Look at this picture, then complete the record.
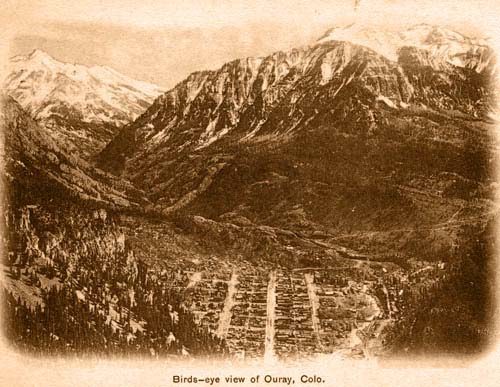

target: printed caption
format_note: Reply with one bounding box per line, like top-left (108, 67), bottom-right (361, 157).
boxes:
top-left (173, 374), bottom-right (326, 385)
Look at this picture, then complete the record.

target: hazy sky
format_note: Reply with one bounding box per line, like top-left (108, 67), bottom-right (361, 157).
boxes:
top-left (8, 22), bottom-right (330, 89)
top-left (3, 0), bottom-right (500, 89)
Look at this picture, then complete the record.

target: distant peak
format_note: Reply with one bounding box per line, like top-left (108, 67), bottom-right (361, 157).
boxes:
top-left (318, 22), bottom-right (357, 40)
top-left (315, 23), bottom-right (491, 71)
top-left (409, 22), bottom-right (433, 29)
top-left (9, 49), bottom-right (60, 68)
top-left (27, 49), bottom-right (54, 60)
top-left (317, 23), bottom-right (472, 43)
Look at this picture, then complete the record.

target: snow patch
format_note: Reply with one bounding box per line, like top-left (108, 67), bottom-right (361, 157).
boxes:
top-left (376, 95), bottom-right (397, 109)
top-left (197, 126), bottom-right (231, 150)
top-left (241, 119), bottom-right (266, 141)
top-left (196, 117), bottom-right (233, 149)
top-left (150, 127), bottom-right (171, 144)
top-left (320, 63), bottom-right (333, 85)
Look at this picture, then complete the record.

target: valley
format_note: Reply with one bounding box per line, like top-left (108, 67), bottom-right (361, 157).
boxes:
top-left (1, 21), bottom-right (497, 361)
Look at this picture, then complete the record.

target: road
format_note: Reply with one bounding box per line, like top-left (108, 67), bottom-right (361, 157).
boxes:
top-left (304, 272), bottom-right (324, 351)
top-left (264, 270), bottom-right (277, 363)
top-left (216, 271), bottom-right (238, 338)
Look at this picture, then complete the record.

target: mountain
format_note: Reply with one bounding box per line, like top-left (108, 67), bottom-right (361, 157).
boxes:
top-left (95, 24), bottom-right (497, 356)
top-left (1, 96), bottom-right (227, 359)
top-left (318, 23), bottom-right (496, 73)
top-left (3, 23), bottom-right (497, 358)
top-left (4, 49), bottom-right (163, 159)
top-left (1, 95), bottom-right (148, 210)
top-left (98, 23), bottom-right (496, 224)
top-left (97, 23), bottom-right (497, 262)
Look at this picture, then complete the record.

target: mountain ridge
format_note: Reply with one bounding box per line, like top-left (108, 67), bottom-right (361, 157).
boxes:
top-left (1, 95), bottom-right (149, 210)
top-left (4, 49), bottom-right (164, 159)
top-left (94, 23), bottom-right (496, 266)
top-left (97, 25), bottom-right (495, 186)
top-left (317, 23), bottom-right (495, 73)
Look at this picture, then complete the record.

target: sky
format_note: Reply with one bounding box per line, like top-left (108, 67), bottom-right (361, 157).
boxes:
top-left (2, 0), bottom-right (500, 89)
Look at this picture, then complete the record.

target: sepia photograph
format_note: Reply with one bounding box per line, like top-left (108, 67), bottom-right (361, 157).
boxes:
top-left (0, 0), bottom-right (499, 385)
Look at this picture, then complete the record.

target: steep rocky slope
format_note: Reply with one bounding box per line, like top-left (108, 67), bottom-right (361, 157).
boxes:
top-left (97, 24), bottom-right (497, 265)
top-left (1, 96), bottom-right (148, 210)
top-left (100, 37), bottom-right (494, 178)
top-left (4, 50), bottom-right (163, 159)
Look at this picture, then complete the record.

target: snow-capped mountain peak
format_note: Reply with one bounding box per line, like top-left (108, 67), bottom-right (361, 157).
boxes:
top-left (25, 48), bottom-right (54, 62)
top-left (5, 49), bottom-right (164, 126)
top-left (4, 49), bottom-right (165, 159)
top-left (317, 23), bottom-right (493, 72)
